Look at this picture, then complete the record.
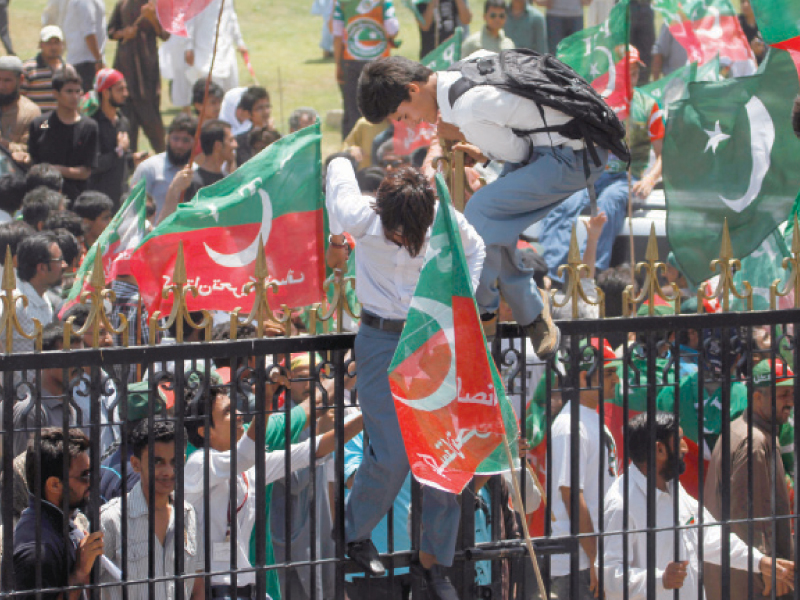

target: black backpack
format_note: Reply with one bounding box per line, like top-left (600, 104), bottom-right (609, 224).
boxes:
top-left (446, 49), bottom-right (631, 171)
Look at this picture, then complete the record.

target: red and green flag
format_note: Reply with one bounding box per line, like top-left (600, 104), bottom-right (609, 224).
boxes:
top-left (663, 49), bottom-right (800, 287)
top-left (652, 0), bottom-right (754, 69)
top-left (556, 0), bottom-right (633, 118)
top-left (129, 122), bottom-right (324, 315)
top-left (388, 174), bottom-right (518, 493)
top-left (59, 181), bottom-right (148, 318)
top-left (750, 0), bottom-right (800, 75)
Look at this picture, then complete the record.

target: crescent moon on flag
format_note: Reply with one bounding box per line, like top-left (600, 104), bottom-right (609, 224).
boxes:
top-left (719, 96), bottom-right (774, 213)
top-left (393, 297), bottom-right (458, 412)
top-left (594, 46), bottom-right (616, 99)
top-left (204, 189), bottom-right (273, 267)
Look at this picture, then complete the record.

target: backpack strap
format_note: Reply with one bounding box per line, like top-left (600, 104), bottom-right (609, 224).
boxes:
top-left (448, 76), bottom-right (478, 108)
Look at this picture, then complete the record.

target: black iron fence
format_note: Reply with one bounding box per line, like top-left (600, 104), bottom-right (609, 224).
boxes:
top-left (0, 305), bottom-right (798, 599)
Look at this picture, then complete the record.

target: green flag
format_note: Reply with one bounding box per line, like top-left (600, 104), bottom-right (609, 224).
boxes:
top-left (421, 28), bottom-right (463, 71)
top-left (556, 0), bottom-right (632, 117)
top-left (638, 57), bottom-right (720, 119)
top-left (663, 50), bottom-right (800, 286)
top-left (59, 181), bottom-right (148, 317)
top-left (750, 0), bottom-right (800, 76)
top-left (388, 174), bottom-right (518, 493)
top-left (732, 229), bottom-right (791, 311)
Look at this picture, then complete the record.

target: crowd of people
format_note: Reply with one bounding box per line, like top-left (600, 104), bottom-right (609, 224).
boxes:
top-left (0, 0), bottom-right (797, 599)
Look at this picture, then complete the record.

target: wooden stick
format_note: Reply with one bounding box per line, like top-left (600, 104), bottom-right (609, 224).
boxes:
top-left (501, 436), bottom-right (547, 600)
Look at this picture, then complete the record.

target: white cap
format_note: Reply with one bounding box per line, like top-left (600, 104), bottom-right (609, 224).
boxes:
top-left (40, 25), bottom-right (64, 42)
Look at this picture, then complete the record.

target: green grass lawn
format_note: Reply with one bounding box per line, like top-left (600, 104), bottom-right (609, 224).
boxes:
top-left (8, 0), bottom-right (423, 157)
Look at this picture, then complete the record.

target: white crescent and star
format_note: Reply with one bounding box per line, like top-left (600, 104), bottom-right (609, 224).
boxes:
top-left (203, 186), bottom-right (273, 268)
top-left (393, 297), bottom-right (458, 413)
top-left (710, 96), bottom-right (775, 213)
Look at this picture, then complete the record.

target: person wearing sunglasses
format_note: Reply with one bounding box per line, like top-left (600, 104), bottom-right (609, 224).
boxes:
top-left (461, 0), bottom-right (515, 57)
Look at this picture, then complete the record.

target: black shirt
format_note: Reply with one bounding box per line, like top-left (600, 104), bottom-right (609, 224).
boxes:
top-left (28, 111), bottom-right (99, 201)
top-left (88, 109), bottom-right (131, 208)
top-left (418, 0), bottom-right (459, 59)
top-left (13, 497), bottom-right (80, 599)
top-left (185, 166), bottom-right (224, 201)
top-left (235, 129), bottom-right (254, 167)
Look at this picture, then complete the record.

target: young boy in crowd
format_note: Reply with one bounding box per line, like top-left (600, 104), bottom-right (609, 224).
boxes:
top-left (183, 383), bottom-right (362, 599)
top-left (72, 190), bottom-right (114, 250)
top-left (356, 53), bottom-right (608, 360)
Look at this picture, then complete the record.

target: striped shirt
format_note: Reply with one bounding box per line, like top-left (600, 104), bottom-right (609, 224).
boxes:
top-left (21, 53), bottom-right (68, 113)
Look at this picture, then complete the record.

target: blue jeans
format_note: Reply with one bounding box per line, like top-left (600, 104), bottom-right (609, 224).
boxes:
top-left (546, 15), bottom-right (584, 54)
top-left (539, 171), bottom-right (633, 281)
top-left (464, 145), bottom-right (607, 326)
top-left (345, 323), bottom-right (461, 566)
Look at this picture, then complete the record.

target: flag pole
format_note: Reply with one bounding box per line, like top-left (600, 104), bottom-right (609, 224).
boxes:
top-left (184, 0), bottom-right (227, 177)
top-left (500, 436), bottom-right (547, 600)
top-left (624, 0), bottom-right (635, 288)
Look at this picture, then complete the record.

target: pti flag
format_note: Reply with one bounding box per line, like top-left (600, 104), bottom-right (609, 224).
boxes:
top-left (663, 49), bottom-right (800, 286)
top-left (652, 0), bottom-right (754, 68)
top-left (60, 181), bottom-right (148, 318)
top-left (156, 0), bottom-right (214, 36)
top-left (388, 174), bottom-right (518, 493)
top-left (130, 121), bottom-right (324, 315)
top-left (421, 28), bottom-right (463, 71)
top-left (750, 0), bottom-right (800, 75)
top-left (393, 121), bottom-right (436, 156)
top-left (556, 0), bottom-right (633, 118)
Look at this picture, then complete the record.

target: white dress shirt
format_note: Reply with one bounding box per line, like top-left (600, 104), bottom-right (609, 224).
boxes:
top-left (549, 400), bottom-right (615, 576)
top-left (325, 157), bottom-right (485, 321)
top-left (0, 279), bottom-right (54, 354)
top-left (602, 463), bottom-right (764, 600)
top-left (100, 482), bottom-right (201, 600)
top-left (184, 432), bottom-right (318, 586)
top-left (437, 50), bottom-right (584, 164)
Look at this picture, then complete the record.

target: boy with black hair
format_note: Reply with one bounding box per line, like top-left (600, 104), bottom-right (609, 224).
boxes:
top-left (14, 427), bottom-right (105, 598)
top-left (327, 159), bottom-right (484, 599)
top-left (0, 172), bottom-right (27, 222)
top-left (100, 418), bottom-right (203, 600)
top-left (21, 185), bottom-right (64, 230)
top-left (28, 66), bottom-right (99, 201)
top-left (0, 220), bottom-right (35, 268)
top-left (25, 162), bottom-right (64, 192)
top-left (46, 210), bottom-right (85, 248)
top-left (234, 86), bottom-right (273, 166)
top-left (356, 52), bottom-right (608, 360)
top-left (72, 190), bottom-right (114, 249)
top-left (183, 383), bottom-right (363, 598)
top-left (191, 78), bottom-right (224, 120)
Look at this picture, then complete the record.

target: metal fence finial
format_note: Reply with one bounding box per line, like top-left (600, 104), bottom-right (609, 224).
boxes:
top-left (770, 214), bottom-right (800, 309)
top-left (704, 218), bottom-right (751, 312)
top-left (0, 246), bottom-right (42, 353)
top-left (553, 223), bottom-right (605, 318)
top-left (625, 223), bottom-right (680, 316)
top-left (150, 241), bottom-right (212, 343)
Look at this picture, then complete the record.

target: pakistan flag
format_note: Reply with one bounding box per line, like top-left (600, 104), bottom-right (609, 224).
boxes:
top-left (664, 50), bottom-right (800, 286)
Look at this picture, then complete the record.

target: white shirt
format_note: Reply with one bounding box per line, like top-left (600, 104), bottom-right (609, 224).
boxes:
top-left (437, 51), bottom-right (584, 164)
top-left (549, 400), bottom-right (615, 576)
top-left (100, 482), bottom-right (201, 600)
top-left (326, 157), bottom-right (485, 320)
top-left (185, 0), bottom-right (244, 81)
top-left (219, 87), bottom-right (251, 135)
top-left (62, 0), bottom-right (107, 65)
top-left (602, 464), bottom-right (764, 600)
top-left (184, 432), bottom-right (318, 586)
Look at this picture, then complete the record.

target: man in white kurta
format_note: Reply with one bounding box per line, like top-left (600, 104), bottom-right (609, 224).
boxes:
top-left (184, 0), bottom-right (245, 92)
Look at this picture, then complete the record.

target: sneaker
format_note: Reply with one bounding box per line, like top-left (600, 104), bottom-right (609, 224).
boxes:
top-left (410, 560), bottom-right (460, 600)
top-left (524, 290), bottom-right (561, 360)
top-left (346, 539), bottom-right (386, 576)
